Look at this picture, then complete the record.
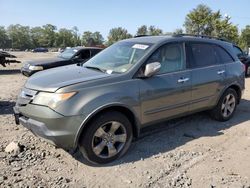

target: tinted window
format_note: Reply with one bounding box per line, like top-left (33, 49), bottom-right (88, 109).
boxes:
top-left (189, 43), bottom-right (218, 68)
top-left (80, 50), bottom-right (91, 59)
top-left (147, 43), bottom-right (185, 74)
top-left (214, 46), bottom-right (234, 63)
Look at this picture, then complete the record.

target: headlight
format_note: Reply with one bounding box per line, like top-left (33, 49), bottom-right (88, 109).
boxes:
top-left (29, 65), bottom-right (43, 71)
top-left (32, 92), bottom-right (76, 109)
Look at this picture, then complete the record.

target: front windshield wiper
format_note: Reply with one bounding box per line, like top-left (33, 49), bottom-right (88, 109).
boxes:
top-left (84, 66), bottom-right (106, 73)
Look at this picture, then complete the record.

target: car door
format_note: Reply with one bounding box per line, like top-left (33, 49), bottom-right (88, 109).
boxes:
top-left (186, 42), bottom-right (226, 111)
top-left (139, 42), bottom-right (192, 125)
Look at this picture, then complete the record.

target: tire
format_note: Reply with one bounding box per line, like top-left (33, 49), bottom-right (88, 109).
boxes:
top-left (78, 111), bottom-right (133, 164)
top-left (210, 88), bottom-right (238, 122)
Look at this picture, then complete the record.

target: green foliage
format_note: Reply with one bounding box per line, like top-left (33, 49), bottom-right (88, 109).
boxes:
top-left (7, 24), bottom-right (32, 50)
top-left (0, 26), bottom-right (9, 48)
top-left (173, 28), bottom-right (184, 35)
top-left (184, 4), bottom-right (239, 43)
top-left (240, 25), bottom-right (250, 49)
top-left (107, 27), bottom-right (132, 46)
top-left (81, 31), bottom-right (104, 46)
top-left (136, 25), bottom-right (163, 36)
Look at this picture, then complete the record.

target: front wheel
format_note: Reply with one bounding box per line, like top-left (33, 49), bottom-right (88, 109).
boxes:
top-left (78, 111), bottom-right (133, 164)
top-left (210, 88), bottom-right (238, 121)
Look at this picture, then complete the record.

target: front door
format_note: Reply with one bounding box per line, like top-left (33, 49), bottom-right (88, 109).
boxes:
top-left (139, 43), bottom-right (192, 125)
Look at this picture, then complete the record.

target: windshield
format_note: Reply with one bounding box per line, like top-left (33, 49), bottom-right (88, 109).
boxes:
top-left (84, 42), bottom-right (152, 74)
top-left (58, 48), bottom-right (78, 59)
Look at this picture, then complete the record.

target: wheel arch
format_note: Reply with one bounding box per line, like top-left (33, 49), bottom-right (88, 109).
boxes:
top-left (217, 83), bottom-right (242, 105)
top-left (73, 104), bottom-right (141, 149)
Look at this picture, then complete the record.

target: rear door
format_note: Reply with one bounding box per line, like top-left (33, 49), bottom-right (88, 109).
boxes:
top-left (186, 42), bottom-right (226, 111)
top-left (139, 42), bottom-right (192, 125)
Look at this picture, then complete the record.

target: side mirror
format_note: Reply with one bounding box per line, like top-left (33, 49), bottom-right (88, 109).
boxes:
top-left (144, 62), bottom-right (161, 77)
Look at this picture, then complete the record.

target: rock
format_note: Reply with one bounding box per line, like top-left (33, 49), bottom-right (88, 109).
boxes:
top-left (12, 167), bottom-right (22, 172)
top-left (124, 179), bottom-right (132, 184)
top-left (5, 142), bottom-right (23, 155)
top-left (217, 158), bottom-right (223, 162)
top-left (0, 175), bottom-right (7, 184)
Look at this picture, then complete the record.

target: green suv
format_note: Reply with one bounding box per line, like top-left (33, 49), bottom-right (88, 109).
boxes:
top-left (14, 35), bottom-right (245, 164)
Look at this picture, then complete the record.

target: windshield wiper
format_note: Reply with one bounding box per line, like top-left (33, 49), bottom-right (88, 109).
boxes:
top-left (84, 66), bottom-right (106, 73)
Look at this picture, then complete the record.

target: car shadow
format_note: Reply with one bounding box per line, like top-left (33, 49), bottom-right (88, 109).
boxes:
top-left (0, 69), bottom-right (21, 75)
top-left (0, 101), bottom-right (15, 115)
top-left (73, 99), bottom-right (250, 167)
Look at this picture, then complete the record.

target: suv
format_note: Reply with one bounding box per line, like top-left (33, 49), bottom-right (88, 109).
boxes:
top-left (14, 35), bottom-right (245, 164)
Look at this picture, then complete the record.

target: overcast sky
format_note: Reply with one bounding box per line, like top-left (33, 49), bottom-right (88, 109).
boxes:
top-left (1, 0), bottom-right (250, 39)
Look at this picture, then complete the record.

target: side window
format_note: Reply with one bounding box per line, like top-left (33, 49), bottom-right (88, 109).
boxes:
top-left (91, 49), bottom-right (101, 57)
top-left (214, 46), bottom-right (234, 64)
top-left (147, 43), bottom-right (185, 74)
top-left (189, 43), bottom-right (219, 68)
top-left (80, 50), bottom-right (91, 59)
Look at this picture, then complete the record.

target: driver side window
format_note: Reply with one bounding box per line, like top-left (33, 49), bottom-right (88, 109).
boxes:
top-left (79, 50), bottom-right (91, 60)
top-left (147, 43), bottom-right (185, 74)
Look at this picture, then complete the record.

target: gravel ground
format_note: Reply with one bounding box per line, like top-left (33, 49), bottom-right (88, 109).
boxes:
top-left (0, 52), bottom-right (250, 188)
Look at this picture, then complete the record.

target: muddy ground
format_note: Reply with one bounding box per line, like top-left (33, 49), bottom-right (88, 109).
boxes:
top-left (0, 52), bottom-right (250, 188)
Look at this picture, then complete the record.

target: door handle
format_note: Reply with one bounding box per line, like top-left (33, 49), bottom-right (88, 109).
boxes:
top-left (217, 70), bottom-right (225, 75)
top-left (178, 77), bottom-right (190, 83)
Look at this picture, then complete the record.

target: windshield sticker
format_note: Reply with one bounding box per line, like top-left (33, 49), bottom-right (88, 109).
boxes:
top-left (132, 44), bottom-right (149, 50)
top-left (106, 70), bottom-right (113, 74)
top-left (73, 49), bottom-right (78, 52)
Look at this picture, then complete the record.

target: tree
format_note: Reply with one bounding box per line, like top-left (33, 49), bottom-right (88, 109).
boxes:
top-left (7, 24), bottom-right (32, 50)
top-left (173, 28), bottom-right (184, 35)
top-left (184, 4), bottom-right (219, 35)
top-left (184, 4), bottom-right (239, 42)
top-left (136, 25), bottom-right (148, 36)
top-left (30, 26), bottom-right (44, 48)
top-left (40, 24), bottom-right (57, 47)
top-left (240, 25), bottom-right (250, 49)
top-left (136, 25), bottom-right (163, 36)
top-left (107, 27), bottom-right (132, 46)
top-left (55, 28), bottom-right (75, 48)
top-left (82, 31), bottom-right (104, 46)
top-left (0, 26), bottom-right (9, 49)
top-left (148, 26), bottom-right (163, 36)
top-left (72, 26), bottom-right (81, 46)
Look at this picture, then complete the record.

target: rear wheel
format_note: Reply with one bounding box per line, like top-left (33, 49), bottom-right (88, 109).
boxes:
top-left (210, 88), bottom-right (238, 121)
top-left (78, 111), bottom-right (133, 164)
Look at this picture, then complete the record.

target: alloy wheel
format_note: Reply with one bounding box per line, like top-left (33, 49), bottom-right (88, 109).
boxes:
top-left (92, 121), bottom-right (127, 158)
top-left (221, 93), bottom-right (236, 118)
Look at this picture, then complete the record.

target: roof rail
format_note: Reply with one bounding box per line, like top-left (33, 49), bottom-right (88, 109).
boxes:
top-left (173, 34), bottom-right (230, 43)
top-left (134, 35), bottom-right (151, 38)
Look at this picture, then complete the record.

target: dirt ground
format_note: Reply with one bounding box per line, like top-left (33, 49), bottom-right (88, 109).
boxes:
top-left (0, 52), bottom-right (250, 188)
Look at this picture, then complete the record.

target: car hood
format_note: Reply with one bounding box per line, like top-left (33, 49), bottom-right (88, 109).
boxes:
top-left (25, 65), bottom-right (111, 92)
top-left (25, 57), bottom-right (66, 65)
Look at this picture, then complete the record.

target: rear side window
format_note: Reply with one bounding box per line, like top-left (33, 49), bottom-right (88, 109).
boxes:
top-left (214, 46), bottom-right (234, 64)
top-left (188, 43), bottom-right (219, 68)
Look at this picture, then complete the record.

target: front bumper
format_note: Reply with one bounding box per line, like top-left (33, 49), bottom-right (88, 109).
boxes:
top-left (14, 104), bottom-right (84, 150)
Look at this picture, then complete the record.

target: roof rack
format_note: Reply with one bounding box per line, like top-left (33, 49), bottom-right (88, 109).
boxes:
top-left (134, 35), bottom-right (151, 38)
top-left (173, 34), bottom-right (230, 43)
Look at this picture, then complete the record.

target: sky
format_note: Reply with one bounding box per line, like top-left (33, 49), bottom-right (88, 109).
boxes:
top-left (1, 0), bottom-right (250, 39)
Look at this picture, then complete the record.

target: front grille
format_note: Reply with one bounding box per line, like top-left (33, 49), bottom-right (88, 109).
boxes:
top-left (16, 88), bottom-right (38, 106)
